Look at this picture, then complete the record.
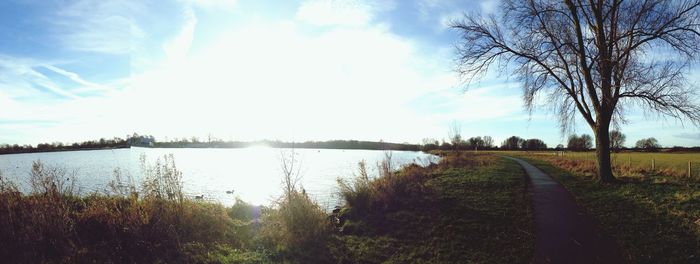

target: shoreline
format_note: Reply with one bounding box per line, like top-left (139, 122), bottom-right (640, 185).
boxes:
top-left (0, 145), bottom-right (426, 156)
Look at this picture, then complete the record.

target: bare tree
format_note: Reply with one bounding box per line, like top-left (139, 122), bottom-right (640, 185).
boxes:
top-left (280, 148), bottom-right (302, 195)
top-left (447, 120), bottom-right (463, 150)
top-left (452, 0), bottom-right (700, 182)
top-left (483, 136), bottom-right (494, 148)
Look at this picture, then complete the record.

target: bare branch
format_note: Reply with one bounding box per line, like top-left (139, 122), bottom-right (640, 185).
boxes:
top-left (452, 0), bottom-right (700, 130)
top-left (451, 0), bottom-right (700, 181)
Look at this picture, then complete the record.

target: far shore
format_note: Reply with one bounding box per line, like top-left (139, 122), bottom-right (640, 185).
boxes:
top-left (1, 139), bottom-right (698, 156)
top-left (0, 145), bottom-right (131, 156)
top-left (0, 143), bottom-right (422, 156)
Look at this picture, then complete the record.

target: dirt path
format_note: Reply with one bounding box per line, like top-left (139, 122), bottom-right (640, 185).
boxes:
top-left (505, 157), bottom-right (625, 264)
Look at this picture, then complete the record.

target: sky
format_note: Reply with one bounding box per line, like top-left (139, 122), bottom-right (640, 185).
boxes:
top-left (0, 0), bottom-right (698, 147)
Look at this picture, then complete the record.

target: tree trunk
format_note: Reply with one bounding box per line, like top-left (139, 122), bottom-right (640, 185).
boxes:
top-left (594, 122), bottom-right (616, 183)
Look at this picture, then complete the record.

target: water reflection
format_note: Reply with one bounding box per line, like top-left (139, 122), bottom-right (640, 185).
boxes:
top-left (0, 147), bottom-right (437, 207)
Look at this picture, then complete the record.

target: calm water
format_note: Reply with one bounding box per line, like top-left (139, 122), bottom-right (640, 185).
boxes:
top-left (0, 147), bottom-right (437, 207)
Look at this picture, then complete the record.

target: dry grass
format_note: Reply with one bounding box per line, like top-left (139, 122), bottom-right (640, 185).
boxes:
top-left (0, 151), bottom-right (337, 263)
top-left (0, 156), bottom-right (243, 263)
top-left (502, 151), bottom-right (700, 180)
top-left (337, 153), bottom-right (446, 226)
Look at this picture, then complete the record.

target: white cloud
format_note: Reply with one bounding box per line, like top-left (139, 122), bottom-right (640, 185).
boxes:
top-left (296, 0), bottom-right (393, 27)
top-left (163, 6), bottom-right (197, 63)
top-left (0, 56), bottom-right (80, 99)
top-left (191, 0), bottom-right (237, 11)
top-left (42, 65), bottom-right (114, 94)
top-left (480, 0), bottom-right (498, 14)
top-left (438, 11), bottom-right (464, 30)
top-left (63, 15), bottom-right (457, 142)
top-left (51, 0), bottom-right (146, 54)
top-left (0, 0), bottom-right (523, 144)
top-left (430, 82), bottom-right (523, 123)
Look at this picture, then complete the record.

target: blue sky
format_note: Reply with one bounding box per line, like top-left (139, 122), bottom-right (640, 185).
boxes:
top-left (0, 0), bottom-right (698, 147)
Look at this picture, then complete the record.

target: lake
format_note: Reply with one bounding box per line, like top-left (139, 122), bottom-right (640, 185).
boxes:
top-left (0, 147), bottom-right (437, 207)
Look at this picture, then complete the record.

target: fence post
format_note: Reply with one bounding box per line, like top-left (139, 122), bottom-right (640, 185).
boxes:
top-left (628, 155), bottom-right (631, 167)
top-left (690, 161), bottom-right (693, 178)
top-left (651, 158), bottom-right (655, 171)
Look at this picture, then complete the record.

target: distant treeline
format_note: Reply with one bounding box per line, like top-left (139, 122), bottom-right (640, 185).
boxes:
top-left (421, 134), bottom-right (700, 152)
top-left (154, 139), bottom-right (420, 151)
top-left (0, 134), bottom-right (421, 154)
top-left (420, 135), bottom-right (549, 152)
top-left (0, 134), bottom-right (155, 155)
top-left (2, 133), bottom-right (698, 155)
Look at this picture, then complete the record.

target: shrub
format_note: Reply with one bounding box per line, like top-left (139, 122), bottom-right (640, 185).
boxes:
top-left (337, 154), bottom-right (438, 236)
top-left (140, 154), bottom-right (184, 202)
top-left (337, 160), bottom-right (373, 216)
top-left (259, 150), bottom-right (333, 262)
top-left (260, 190), bottom-right (332, 262)
top-left (29, 160), bottom-right (77, 195)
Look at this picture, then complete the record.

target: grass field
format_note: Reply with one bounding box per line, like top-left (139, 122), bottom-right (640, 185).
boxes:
top-left (497, 151), bottom-right (700, 179)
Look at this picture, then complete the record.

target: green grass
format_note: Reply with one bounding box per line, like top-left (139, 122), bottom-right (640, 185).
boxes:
top-left (333, 153), bottom-right (534, 263)
top-left (518, 156), bottom-right (700, 264)
top-left (182, 242), bottom-right (273, 263)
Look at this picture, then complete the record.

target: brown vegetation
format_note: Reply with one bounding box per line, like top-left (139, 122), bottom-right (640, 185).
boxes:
top-left (0, 157), bottom-right (239, 263)
top-left (0, 151), bottom-right (534, 263)
top-left (527, 154), bottom-right (692, 180)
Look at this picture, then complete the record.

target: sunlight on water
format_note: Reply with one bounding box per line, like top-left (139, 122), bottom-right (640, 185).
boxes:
top-left (0, 148), bottom-right (437, 208)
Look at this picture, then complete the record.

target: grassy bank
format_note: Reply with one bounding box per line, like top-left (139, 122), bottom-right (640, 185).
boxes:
top-left (332, 152), bottom-right (533, 263)
top-left (0, 152), bottom-right (533, 263)
top-left (517, 155), bottom-right (699, 264)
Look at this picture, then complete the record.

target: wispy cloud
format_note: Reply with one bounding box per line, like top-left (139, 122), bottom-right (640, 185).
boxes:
top-left (0, 55), bottom-right (80, 99)
top-left (296, 0), bottom-right (395, 27)
top-left (163, 5), bottom-right (197, 63)
top-left (479, 0), bottom-right (498, 14)
top-left (50, 0), bottom-right (146, 54)
top-left (190, 0), bottom-right (237, 11)
top-left (41, 65), bottom-right (114, 94)
top-left (675, 133), bottom-right (700, 140)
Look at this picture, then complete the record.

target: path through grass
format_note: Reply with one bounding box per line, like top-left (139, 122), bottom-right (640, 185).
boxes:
top-left (519, 156), bottom-right (699, 264)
